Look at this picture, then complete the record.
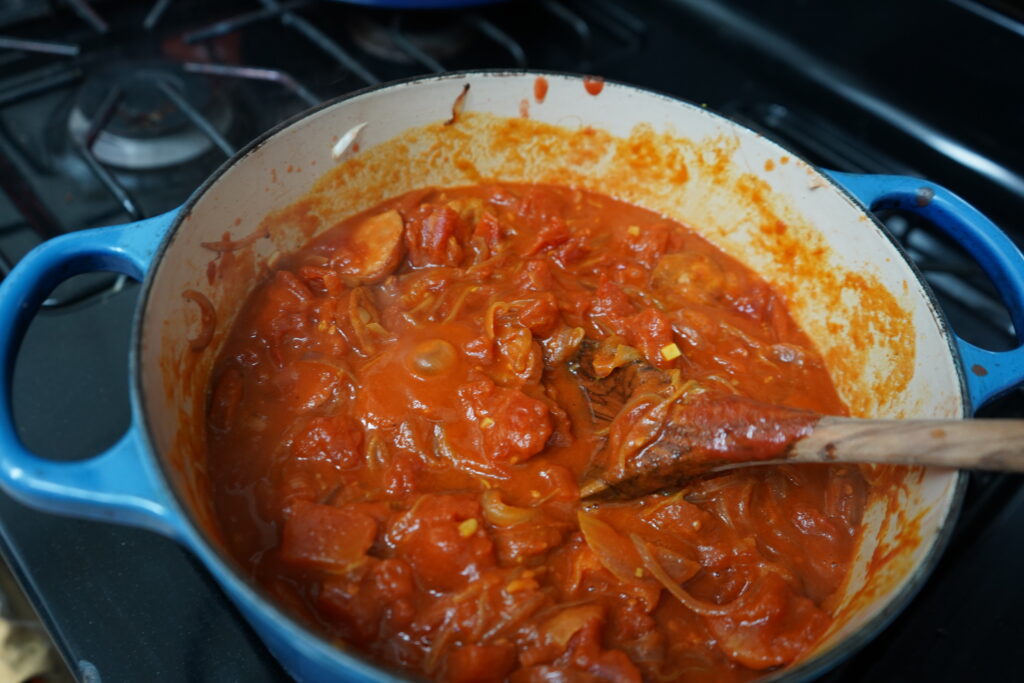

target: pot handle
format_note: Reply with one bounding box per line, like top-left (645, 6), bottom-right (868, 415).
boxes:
top-left (827, 171), bottom-right (1024, 410)
top-left (0, 210), bottom-right (182, 537)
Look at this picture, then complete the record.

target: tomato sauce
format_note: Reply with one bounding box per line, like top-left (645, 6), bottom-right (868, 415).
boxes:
top-left (206, 183), bottom-right (866, 682)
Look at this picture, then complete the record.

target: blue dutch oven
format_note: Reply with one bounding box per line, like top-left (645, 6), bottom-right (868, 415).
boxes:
top-left (2, 72), bottom-right (1023, 681)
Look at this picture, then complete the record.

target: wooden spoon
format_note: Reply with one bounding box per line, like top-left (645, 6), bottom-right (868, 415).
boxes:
top-left (570, 342), bottom-right (1024, 500)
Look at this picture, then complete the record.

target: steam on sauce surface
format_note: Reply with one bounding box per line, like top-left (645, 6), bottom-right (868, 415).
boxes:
top-left (206, 183), bottom-right (867, 682)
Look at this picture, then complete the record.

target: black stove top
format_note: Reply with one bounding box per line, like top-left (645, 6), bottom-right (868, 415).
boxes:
top-left (1, 1), bottom-right (1022, 681)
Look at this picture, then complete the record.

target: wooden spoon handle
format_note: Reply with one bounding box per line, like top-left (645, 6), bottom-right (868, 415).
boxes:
top-left (785, 417), bottom-right (1024, 470)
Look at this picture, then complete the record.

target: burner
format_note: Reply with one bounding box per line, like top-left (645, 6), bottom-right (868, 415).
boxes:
top-left (347, 10), bottom-right (472, 65)
top-left (68, 61), bottom-right (233, 170)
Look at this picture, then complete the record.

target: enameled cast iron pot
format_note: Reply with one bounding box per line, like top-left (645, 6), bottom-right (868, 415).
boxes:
top-left (2, 72), bottom-right (1024, 682)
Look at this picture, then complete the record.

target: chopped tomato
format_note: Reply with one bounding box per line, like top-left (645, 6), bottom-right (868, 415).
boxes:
top-left (621, 221), bottom-right (671, 269)
top-left (279, 501), bottom-right (378, 572)
top-left (704, 573), bottom-right (829, 670)
top-left (318, 558), bottom-right (416, 642)
top-left (473, 211), bottom-right (503, 247)
top-left (290, 414), bottom-right (363, 468)
top-left (525, 217), bottom-right (571, 256)
top-left (444, 643), bottom-right (517, 683)
top-left (516, 259), bottom-right (555, 292)
top-left (625, 308), bottom-right (676, 368)
top-left (279, 360), bottom-right (346, 412)
top-left (589, 277), bottom-right (635, 327)
top-left (405, 203), bottom-right (464, 267)
top-left (387, 494), bottom-right (495, 592)
top-left (516, 294), bottom-right (561, 337)
top-left (458, 379), bottom-right (552, 464)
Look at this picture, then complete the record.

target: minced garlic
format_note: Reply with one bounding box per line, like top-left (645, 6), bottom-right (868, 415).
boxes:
top-left (458, 518), bottom-right (479, 537)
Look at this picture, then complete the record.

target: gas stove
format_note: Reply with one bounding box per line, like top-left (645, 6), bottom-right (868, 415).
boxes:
top-left (1, 1), bottom-right (1022, 681)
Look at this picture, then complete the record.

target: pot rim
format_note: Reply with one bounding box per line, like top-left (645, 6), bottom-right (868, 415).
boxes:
top-left (129, 69), bottom-right (969, 682)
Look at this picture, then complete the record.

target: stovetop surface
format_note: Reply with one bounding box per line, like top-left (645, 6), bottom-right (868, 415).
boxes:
top-left (1, 1), bottom-right (1023, 681)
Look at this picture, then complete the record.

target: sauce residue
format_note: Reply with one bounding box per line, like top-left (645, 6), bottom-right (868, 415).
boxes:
top-left (534, 76), bottom-right (549, 103)
top-left (583, 76), bottom-right (605, 96)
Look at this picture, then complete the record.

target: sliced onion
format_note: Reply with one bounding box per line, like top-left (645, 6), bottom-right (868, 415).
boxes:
top-left (182, 289), bottom-right (216, 352)
top-left (442, 285), bottom-right (481, 323)
top-left (577, 511), bottom-right (649, 587)
top-left (347, 287), bottom-right (389, 354)
top-left (365, 432), bottom-right (389, 471)
top-left (481, 490), bottom-right (537, 527)
top-left (483, 301), bottom-right (510, 339)
top-left (540, 603), bottom-right (605, 649)
top-left (480, 591), bottom-right (546, 642)
top-left (592, 339), bottom-right (641, 378)
top-left (541, 326), bottom-right (585, 365)
top-left (630, 533), bottom-right (741, 616)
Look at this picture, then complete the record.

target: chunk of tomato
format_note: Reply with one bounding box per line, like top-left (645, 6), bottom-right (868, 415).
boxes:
top-left (458, 379), bottom-right (552, 464)
top-left (704, 572), bottom-right (829, 670)
top-left (627, 308), bottom-right (675, 368)
top-left (444, 643), bottom-right (517, 683)
top-left (387, 494), bottom-right (495, 592)
top-left (318, 557), bottom-right (416, 642)
top-left (295, 412), bottom-right (361, 457)
top-left (279, 501), bottom-right (378, 572)
top-left (405, 203), bottom-right (463, 267)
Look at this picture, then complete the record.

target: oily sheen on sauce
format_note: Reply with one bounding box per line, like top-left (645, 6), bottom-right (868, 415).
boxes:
top-left (206, 183), bottom-right (867, 682)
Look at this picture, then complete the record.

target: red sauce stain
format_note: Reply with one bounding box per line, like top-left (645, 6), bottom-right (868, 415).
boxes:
top-left (332, 135), bottom-right (340, 143)
top-left (311, 160), bottom-right (317, 166)
top-left (930, 428), bottom-right (947, 439)
top-left (233, 217), bottom-right (241, 227)
top-left (852, 468), bottom-right (927, 610)
top-left (182, 289), bottom-right (216, 352)
top-left (780, 155), bottom-right (790, 165)
top-left (519, 98), bottom-right (530, 118)
top-left (760, 219), bottom-right (787, 236)
top-left (971, 363), bottom-right (989, 377)
top-left (286, 164), bottom-right (295, 173)
top-left (534, 76), bottom-right (548, 103)
top-left (764, 159), bottom-right (775, 172)
top-left (444, 83), bottom-right (470, 126)
top-left (271, 169), bottom-right (278, 184)
top-left (583, 75), bottom-right (605, 96)
top-left (206, 260), bottom-right (217, 285)
top-left (352, 143), bottom-right (360, 153)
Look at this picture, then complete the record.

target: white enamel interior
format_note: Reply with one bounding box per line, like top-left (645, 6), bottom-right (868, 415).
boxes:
top-left (138, 72), bottom-right (963, 678)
